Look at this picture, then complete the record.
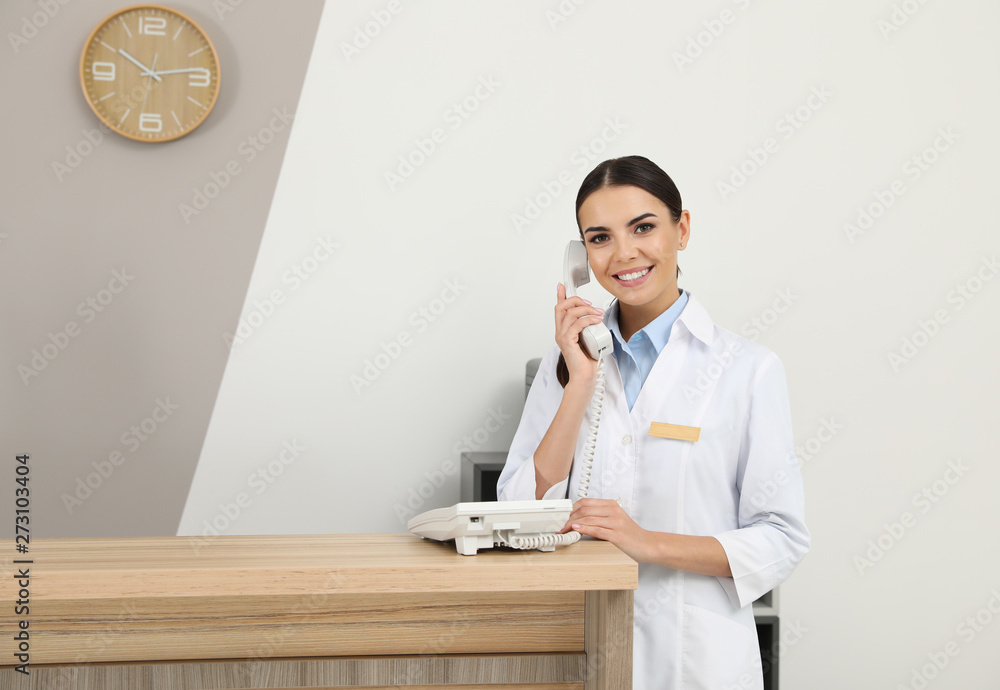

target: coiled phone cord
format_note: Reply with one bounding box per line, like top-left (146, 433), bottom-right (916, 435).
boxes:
top-left (504, 356), bottom-right (606, 550)
top-left (503, 529), bottom-right (580, 549)
top-left (576, 355), bottom-right (605, 501)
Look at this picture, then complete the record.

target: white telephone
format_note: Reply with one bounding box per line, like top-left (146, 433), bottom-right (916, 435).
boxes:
top-left (408, 240), bottom-right (612, 555)
top-left (563, 239), bottom-right (613, 359)
top-left (408, 499), bottom-right (576, 555)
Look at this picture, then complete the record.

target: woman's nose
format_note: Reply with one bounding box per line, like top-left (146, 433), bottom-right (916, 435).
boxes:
top-left (613, 235), bottom-right (638, 262)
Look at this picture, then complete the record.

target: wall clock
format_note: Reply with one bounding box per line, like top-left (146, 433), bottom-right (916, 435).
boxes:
top-left (80, 4), bottom-right (221, 143)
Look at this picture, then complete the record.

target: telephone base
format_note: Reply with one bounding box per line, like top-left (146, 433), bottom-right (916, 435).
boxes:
top-left (455, 534), bottom-right (493, 556)
top-left (408, 500), bottom-right (577, 556)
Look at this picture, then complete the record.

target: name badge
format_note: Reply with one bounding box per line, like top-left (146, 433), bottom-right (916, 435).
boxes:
top-left (648, 422), bottom-right (700, 442)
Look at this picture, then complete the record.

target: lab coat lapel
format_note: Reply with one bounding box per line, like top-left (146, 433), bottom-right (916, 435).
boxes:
top-left (629, 331), bottom-right (691, 420)
top-left (631, 292), bottom-right (719, 429)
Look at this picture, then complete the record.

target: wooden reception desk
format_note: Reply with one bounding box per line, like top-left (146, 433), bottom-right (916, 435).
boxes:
top-left (1, 534), bottom-right (637, 690)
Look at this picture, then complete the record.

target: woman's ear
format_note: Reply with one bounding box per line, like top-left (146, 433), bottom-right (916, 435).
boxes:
top-left (678, 210), bottom-right (691, 247)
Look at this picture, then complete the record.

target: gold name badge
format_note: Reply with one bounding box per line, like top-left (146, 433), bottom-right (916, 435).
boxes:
top-left (648, 422), bottom-right (701, 442)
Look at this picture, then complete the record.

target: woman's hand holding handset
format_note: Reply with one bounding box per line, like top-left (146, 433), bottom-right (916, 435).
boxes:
top-left (555, 282), bottom-right (603, 390)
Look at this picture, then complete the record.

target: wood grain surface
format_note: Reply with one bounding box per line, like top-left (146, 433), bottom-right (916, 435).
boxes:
top-left (0, 533), bottom-right (636, 670)
top-left (0, 653), bottom-right (588, 690)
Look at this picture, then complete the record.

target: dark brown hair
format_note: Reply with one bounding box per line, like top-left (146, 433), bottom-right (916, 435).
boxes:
top-left (556, 155), bottom-right (684, 387)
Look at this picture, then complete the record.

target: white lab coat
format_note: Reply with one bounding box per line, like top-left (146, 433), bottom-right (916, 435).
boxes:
top-left (497, 292), bottom-right (810, 690)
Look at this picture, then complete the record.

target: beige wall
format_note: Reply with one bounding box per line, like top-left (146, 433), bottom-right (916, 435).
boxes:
top-left (0, 0), bottom-right (326, 536)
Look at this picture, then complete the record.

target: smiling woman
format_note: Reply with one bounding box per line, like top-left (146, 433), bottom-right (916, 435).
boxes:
top-left (556, 157), bottom-right (688, 386)
top-left (497, 155), bottom-right (810, 690)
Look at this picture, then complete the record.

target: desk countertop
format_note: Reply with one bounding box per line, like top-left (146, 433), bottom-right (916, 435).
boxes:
top-left (1, 533), bottom-right (637, 598)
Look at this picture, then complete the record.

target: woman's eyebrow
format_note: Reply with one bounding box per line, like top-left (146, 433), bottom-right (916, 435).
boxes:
top-left (583, 212), bottom-right (658, 234)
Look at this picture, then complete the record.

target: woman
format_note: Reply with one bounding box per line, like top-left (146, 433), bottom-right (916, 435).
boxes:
top-left (497, 155), bottom-right (810, 689)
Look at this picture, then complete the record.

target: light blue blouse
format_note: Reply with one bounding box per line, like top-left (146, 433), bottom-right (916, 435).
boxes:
top-left (607, 288), bottom-right (690, 411)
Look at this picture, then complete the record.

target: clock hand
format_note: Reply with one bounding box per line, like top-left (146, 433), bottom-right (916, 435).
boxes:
top-left (139, 53), bottom-right (158, 114)
top-left (152, 67), bottom-right (209, 76)
top-left (118, 49), bottom-right (162, 82)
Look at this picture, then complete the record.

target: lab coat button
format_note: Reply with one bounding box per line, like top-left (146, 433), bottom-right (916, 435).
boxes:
top-left (621, 435), bottom-right (632, 445)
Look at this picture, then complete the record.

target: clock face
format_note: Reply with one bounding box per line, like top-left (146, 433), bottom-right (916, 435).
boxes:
top-left (80, 4), bottom-right (220, 143)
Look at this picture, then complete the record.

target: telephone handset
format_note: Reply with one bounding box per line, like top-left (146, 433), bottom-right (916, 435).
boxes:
top-left (563, 239), bottom-right (613, 360)
top-left (407, 241), bottom-right (611, 555)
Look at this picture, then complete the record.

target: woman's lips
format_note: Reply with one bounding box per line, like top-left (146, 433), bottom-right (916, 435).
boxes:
top-left (613, 265), bottom-right (652, 287)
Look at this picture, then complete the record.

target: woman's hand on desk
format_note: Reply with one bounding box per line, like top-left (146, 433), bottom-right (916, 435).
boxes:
top-left (559, 501), bottom-right (735, 576)
top-left (557, 498), bottom-right (652, 563)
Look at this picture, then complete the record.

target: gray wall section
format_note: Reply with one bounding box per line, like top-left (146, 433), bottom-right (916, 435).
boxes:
top-left (0, 0), bottom-right (326, 537)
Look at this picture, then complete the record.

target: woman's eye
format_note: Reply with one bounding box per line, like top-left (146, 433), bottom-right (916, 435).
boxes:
top-left (635, 223), bottom-right (654, 233)
top-left (588, 233), bottom-right (609, 244)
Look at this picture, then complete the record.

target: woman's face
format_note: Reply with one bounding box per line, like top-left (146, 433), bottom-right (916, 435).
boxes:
top-left (577, 184), bottom-right (690, 312)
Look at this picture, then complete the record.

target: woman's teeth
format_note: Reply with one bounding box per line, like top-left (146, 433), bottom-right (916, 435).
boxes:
top-left (616, 267), bottom-right (650, 281)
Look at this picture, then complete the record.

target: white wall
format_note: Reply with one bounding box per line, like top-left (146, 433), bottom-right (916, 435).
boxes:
top-left (177, 1), bottom-right (1000, 687)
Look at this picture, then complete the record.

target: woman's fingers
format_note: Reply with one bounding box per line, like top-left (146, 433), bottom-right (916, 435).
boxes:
top-left (556, 297), bottom-right (596, 320)
top-left (555, 284), bottom-right (602, 379)
top-left (560, 307), bottom-right (603, 336)
top-left (556, 299), bottom-right (602, 330)
top-left (567, 498), bottom-right (620, 522)
top-left (556, 308), bottom-right (603, 348)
